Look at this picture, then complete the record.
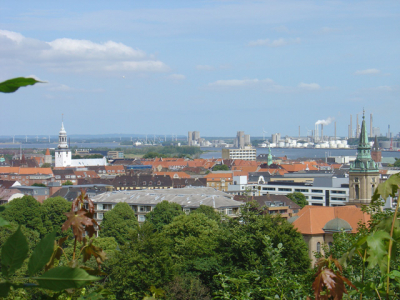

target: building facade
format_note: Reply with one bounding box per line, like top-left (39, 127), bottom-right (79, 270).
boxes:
top-left (55, 122), bottom-right (72, 168)
top-left (222, 147), bottom-right (256, 161)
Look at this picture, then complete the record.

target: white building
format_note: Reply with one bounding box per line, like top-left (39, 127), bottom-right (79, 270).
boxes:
top-left (55, 122), bottom-right (72, 168)
top-left (222, 146), bottom-right (256, 161)
top-left (227, 175), bottom-right (349, 207)
top-left (54, 122), bottom-right (107, 168)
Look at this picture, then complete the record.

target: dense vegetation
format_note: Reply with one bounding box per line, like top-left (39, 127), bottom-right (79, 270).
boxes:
top-left (2, 174), bottom-right (400, 299)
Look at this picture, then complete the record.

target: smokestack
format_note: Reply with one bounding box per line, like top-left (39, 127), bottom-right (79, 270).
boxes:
top-left (356, 114), bottom-right (359, 138)
top-left (370, 114), bottom-right (373, 138)
top-left (321, 124), bottom-right (324, 142)
top-left (314, 124), bottom-right (318, 142)
top-left (335, 121), bottom-right (337, 141)
top-left (350, 115), bottom-right (353, 138)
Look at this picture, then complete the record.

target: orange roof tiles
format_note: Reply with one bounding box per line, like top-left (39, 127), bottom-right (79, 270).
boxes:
top-left (293, 205), bottom-right (370, 235)
top-left (204, 172), bottom-right (233, 181)
top-left (231, 166), bottom-right (259, 172)
top-left (0, 167), bottom-right (53, 175)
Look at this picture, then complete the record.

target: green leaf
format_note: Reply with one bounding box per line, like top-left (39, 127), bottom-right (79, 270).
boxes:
top-left (33, 267), bottom-right (101, 291)
top-left (28, 230), bottom-right (57, 276)
top-left (0, 217), bottom-right (10, 227)
top-left (366, 230), bottom-right (391, 272)
top-left (372, 173), bottom-right (400, 200)
top-left (0, 282), bottom-right (11, 297)
top-left (0, 77), bottom-right (42, 93)
top-left (1, 226), bottom-right (29, 277)
top-left (0, 206), bottom-right (5, 212)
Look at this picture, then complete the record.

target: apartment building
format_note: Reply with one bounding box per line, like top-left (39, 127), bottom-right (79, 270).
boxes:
top-left (228, 175), bottom-right (349, 207)
top-left (222, 147), bottom-right (256, 161)
top-left (91, 187), bottom-right (243, 223)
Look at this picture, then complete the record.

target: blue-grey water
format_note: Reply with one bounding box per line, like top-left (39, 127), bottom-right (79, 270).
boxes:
top-left (1, 144), bottom-right (400, 160)
top-left (199, 147), bottom-right (400, 160)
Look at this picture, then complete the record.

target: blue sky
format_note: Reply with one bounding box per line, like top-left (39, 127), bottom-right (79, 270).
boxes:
top-left (0, 1), bottom-right (399, 138)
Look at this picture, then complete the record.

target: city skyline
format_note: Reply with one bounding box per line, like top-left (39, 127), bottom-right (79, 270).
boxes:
top-left (0, 1), bottom-right (398, 136)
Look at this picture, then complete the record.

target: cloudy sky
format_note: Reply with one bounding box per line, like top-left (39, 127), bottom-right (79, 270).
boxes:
top-left (0, 1), bottom-right (399, 138)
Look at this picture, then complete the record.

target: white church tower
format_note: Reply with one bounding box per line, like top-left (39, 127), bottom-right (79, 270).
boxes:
top-left (55, 121), bottom-right (72, 168)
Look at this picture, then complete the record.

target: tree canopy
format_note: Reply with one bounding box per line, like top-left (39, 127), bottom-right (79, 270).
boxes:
top-left (100, 202), bottom-right (138, 245)
top-left (286, 192), bottom-right (308, 208)
top-left (213, 164), bottom-right (230, 171)
top-left (144, 200), bottom-right (184, 231)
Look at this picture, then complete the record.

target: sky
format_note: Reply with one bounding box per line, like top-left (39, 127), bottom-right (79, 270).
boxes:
top-left (0, 0), bottom-right (399, 138)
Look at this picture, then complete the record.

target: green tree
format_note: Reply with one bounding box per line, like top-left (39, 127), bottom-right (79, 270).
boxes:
top-left (220, 202), bottom-right (310, 274)
top-left (394, 158), bottom-right (400, 167)
top-left (62, 180), bottom-right (73, 186)
top-left (192, 205), bottom-right (221, 222)
top-left (41, 163), bottom-right (52, 168)
top-left (286, 192), bottom-right (308, 208)
top-left (107, 222), bottom-right (174, 300)
top-left (42, 196), bottom-right (71, 236)
top-left (213, 164), bottom-right (230, 171)
top-left (100, 202), bottom-right (138, 245)
top-left (31, 183), bottom-right (46, 187)
top-left (0, 195), bottom-right (46, 236)
top-left (162, 213), bottom-right (223, 286)
top-left (145, 201), bottom-right (184, 231)
top-left (142, 152), bottom-right (168, 159)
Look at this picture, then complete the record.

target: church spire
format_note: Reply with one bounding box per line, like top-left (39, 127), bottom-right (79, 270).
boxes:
top-left (350, 109), bottom-right (378, 173)
top-left (359, 109), bottom-right (369, 148)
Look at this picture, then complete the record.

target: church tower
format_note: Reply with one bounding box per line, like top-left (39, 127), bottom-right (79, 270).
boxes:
top-left (348, 110), bottom-right (379, 206)
top-left (267, 147), bottom-right (273, 166)
top-left (55, 121), bottom-right (72, 168)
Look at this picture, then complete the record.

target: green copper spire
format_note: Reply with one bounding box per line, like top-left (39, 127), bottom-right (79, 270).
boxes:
top-left (350, 109), bottom-right (378, 173)
top-left (267, 146), bottom-right (273, 166)
top-left (359, 109), bottom-right (369, 148)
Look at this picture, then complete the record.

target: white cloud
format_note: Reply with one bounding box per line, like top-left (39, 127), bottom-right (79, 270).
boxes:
top-left (248, 37), bottom-right (301, 47)
top-left (209, 78), bottom-right (274, 87)
top-left (167, 73), bottom-right (186, 80)
top-left (196, 65), bottom-right (214, 71)
top-left (354, 68), bottom-right (381, 75)
top-left (298, 82), bottom-right (321, 90)
top-left (0, 30), bottom-right (169, 73)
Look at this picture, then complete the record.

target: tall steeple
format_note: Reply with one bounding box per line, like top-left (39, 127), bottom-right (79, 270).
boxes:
top-left (267, 147), bottom-right (273, 166)
top-left (350, 110), bottom-right (378, 172)
top-left (348, 109), bottom-right (379, 206)
top-left (58, 118), bottom-right (68, 149)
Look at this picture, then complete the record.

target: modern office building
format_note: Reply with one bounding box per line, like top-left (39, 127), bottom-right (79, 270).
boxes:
top-left (222, 146), bottom-right (257, 161)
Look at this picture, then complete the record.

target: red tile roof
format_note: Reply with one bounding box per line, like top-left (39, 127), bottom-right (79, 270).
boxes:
top-left (293, 205), bottom-right (370, 235)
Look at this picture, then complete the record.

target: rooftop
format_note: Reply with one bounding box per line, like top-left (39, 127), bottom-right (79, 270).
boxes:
top-left (91, 187), bottom-right (242, 209)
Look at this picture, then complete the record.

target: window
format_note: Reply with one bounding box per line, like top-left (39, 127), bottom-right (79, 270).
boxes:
top-left (262, 187), bottom-right (276, 191)
top-left (226, 208), bottom-right (234, 215)
top-left (295, 189), bottom-right (309, 193)
top-left (317, 242), bottom-right (321, 253)
top-left (311, 189), bottom-right (323, 193)
top-left (97, 204), bottom-right (103, 210)
top-left (331, 190), bottom-right (346, 194)
top-left (143, 181), bottom-right (146, 185)
top-left (149, 181), bottom-right (152, 185)
top-left (312, 196), bottom-right (323, 200)
top-left (278, 188), bottom-right (292, 192)
top-left (138, 215), bottom-right (146, 222)
top-left (139, 206), bottom-right (151, 212)
top-left (157, 181), bottom-right (161, 185)
top-left (183, 208), bottom-right (191, 215)
top-left (97, 213), bottom-right (103, 220)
